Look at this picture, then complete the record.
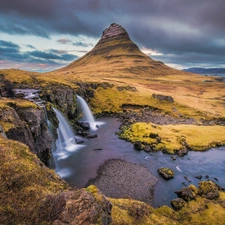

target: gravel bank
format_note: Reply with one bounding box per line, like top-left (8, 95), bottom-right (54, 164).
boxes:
top-left (87, 159), bottom-right (158, 205)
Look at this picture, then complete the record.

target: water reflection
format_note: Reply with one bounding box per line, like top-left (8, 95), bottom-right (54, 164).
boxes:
top-left (52, 117), bottom-right (225, 207)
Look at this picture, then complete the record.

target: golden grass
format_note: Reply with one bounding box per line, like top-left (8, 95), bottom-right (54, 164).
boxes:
top-left (0, 69), bottom-right (37, 85)
top-left (0, 98), bottom-right (37, 132)
top-left (109, 190), bottom-right (225, 225)
top-left (0, 136), bottom-right (68, 224)
top-left (121, 122), bottom-right (225, 153)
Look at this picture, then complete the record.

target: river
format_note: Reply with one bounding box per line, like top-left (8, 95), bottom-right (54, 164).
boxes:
top-left (51, 116), bottom-right (225, 208)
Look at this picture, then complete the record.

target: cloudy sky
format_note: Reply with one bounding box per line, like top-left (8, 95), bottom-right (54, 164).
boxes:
top-left (0, 0), bottom-right (225, 72)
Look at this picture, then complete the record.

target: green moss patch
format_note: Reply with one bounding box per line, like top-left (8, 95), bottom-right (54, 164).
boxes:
top-left (120, 122), bottom-right (225, 154)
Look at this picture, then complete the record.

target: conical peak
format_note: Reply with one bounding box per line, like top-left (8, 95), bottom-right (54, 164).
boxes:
top-left (100, 23), bottom-right (129, 40)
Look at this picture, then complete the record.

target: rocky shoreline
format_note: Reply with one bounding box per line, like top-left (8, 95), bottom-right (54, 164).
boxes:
top-left (86, 159), bottom-right (158, 205)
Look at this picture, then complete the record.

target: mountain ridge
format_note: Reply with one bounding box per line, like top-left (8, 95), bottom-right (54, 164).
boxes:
top-left (55, 23), bottom-right (186, 78)
top-left (184, 67), bottom-right (225, 75)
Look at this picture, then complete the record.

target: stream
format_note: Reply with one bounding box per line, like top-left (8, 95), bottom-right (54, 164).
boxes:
top-left (13, 89), bottom-right (225, 207)
top-left (51, 116), bottom-right (225, 208)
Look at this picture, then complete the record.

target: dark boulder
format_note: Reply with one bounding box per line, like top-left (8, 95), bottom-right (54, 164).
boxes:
top-left (195, 175), bottom-right (203, 180)
top-left (86, 133), bottom-right (98, 139)
top-left (171, 198), bottom-right (187, 210)
top-left (158, 168), bottom-right (174, 180)
top-left (74, 136), bottom-right (84, 144)
top-left (80, 121), bottom-right (90, 130)
top-left (152, 94), bottom-right (174, 103)
top-left (149, 132), bottom-right (158, 138)
top-left (134, 141), bottom-right (142, 151)
top-left (175, 185), bottom-right (198, 202)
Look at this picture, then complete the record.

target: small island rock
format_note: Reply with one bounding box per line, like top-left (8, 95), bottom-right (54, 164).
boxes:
top-left (158, 168), bottom-right (174, 180)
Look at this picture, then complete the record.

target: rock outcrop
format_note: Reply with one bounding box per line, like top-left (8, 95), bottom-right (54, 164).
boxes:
top-left (41, 84), bottom-right (77, 119)
top-left (158, 168), bottom-right (175, 180)
top-left (100, 23), bottom-right (129, 41)
top-left (0, 136), bottom-right (112, 225)
top-left (0, 100), bottom-right (52, 165)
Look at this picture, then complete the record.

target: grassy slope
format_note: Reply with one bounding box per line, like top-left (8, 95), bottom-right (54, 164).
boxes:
top-left (87, 185), bottom-right (225, 225)
top-left (0, 136), bottom-right (68, 224)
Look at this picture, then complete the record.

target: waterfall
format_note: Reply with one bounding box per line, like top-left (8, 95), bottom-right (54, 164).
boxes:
top-left (52, 108), bottom-right (82, 162)
top-left (77, 95), bottom-right (95, 122)
top-left (77, 95), bottom-right (100, 130)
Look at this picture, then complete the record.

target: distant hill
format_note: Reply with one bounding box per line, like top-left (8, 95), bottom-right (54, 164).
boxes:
top-left (183, 67), bottom-right (225, 75)
top-left (54, 23), bottom-right (187, 78)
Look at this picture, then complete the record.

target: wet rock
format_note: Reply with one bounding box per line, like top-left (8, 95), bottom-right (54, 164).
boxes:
top-left (74, 136), bottom-right (84, 144)
top-left (86, 133), bottom-right (98, 139)
top-left (94, 148), bottom-right (102, 151)
top-left (158, 168), bottom-right (174, 180)
top-left (198, 180), bottom-right (219, 200)
top-left (195, 175), bottom-right (203, 180)
top-left (80, 121), bottom-right (90, 130)
top-left (152, 94), bottom-right (174, 103)
top-left (175, 184), bottom-right (198, 202)
top-left (143, 145), bottom-right (152, 152)
top-left (134, 141), bottom-right (142, 151)
top-left (184, 176), bottom-right (191, 183)
top-left (176, 148), bottom-right (188, 156)
top-left (171, 156), bottom-right (177, 161)
top-left (171, 198), bottom-right (187, 210)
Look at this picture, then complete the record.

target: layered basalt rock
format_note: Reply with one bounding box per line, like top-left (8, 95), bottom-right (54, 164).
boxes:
top-left (1, 103), bottom-right (52, 165)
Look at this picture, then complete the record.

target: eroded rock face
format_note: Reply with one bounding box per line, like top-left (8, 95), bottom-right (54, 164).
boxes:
top-left (101, 23), bottom-right (129, 41)
top-left (41, 85), bottom-right (77, 118)
top-left (53, 189), bottom-right (112, 225)
top-left (3, 106), bottom-right (52, 165)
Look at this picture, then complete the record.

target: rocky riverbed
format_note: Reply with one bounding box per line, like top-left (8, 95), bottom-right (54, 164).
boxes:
top-left (87, 159), bottom-right (158, 205)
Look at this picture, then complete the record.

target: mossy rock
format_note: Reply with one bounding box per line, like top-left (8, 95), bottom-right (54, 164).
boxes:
top-left (171, 198), bottom-right (187, 210)
top-left (198, 180), bottom-right (219, 200)
top-left (158, 168), bottom-right (174, 180)
top-left (175, 184), bottom-right (198, 202)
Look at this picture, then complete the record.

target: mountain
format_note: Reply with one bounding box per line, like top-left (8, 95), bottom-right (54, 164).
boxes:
top-left (56, 23), bottom-right (186, 78)
top-left (183, 67), bottom-right (225, 75)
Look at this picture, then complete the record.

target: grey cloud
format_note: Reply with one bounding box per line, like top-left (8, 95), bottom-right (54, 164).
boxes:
top-left (0, 0), bottom-right (225, 68)
top-left (57, 38), bottom-right (73, 44)
top-left (0, 39), bottom-right (77, 66)
top-left (26, 44), bottom-right (36, 49)
top-left (73, 41), bottom-right (93, 47)
top-left (0, 40), bottom-right (20, 49)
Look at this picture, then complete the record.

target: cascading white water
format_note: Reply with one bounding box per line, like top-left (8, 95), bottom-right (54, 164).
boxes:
top-left (76, 95), bottom-right (104, 130)
top-left (76, 95), bottom-right (95, 123)
top-left (53, 108), bottom-right (75, 143)
top-left (52, 108), bottom-right (82, 162)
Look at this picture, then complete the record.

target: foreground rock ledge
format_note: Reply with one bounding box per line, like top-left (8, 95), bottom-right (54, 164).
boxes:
top-left (87, 159), bottom-right (158, 205)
